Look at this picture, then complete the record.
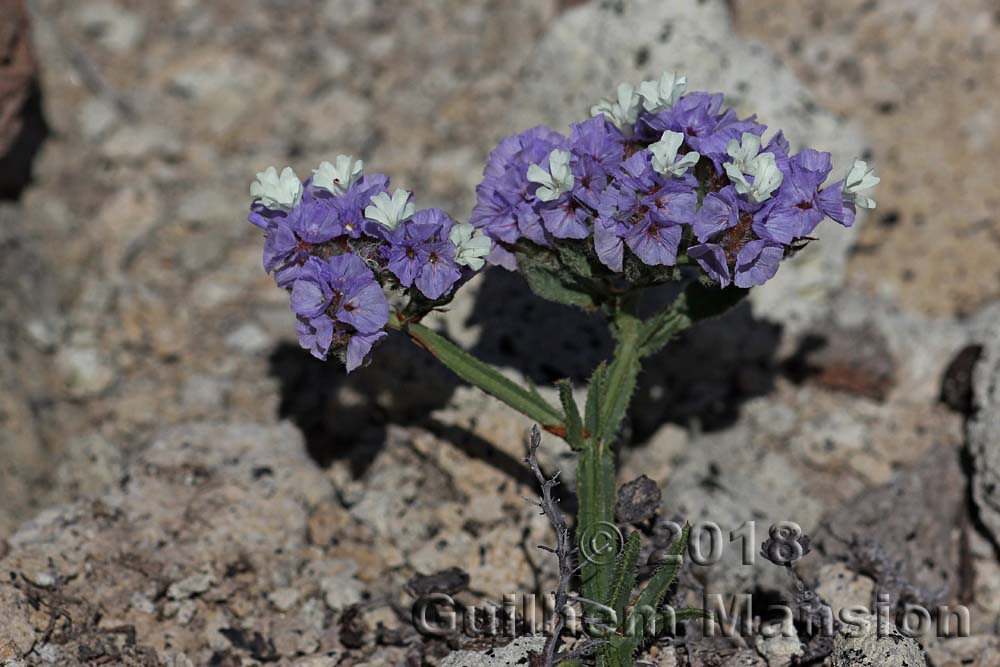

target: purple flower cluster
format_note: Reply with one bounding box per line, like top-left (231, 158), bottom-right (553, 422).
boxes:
top-left (470, 75), bottom-right (875, 289)
top-left (249, 160), bottom-right (489, 371)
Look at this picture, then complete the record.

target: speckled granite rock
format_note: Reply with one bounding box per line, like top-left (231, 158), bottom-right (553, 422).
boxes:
top-left (734, 0), bottom-right (1000, 316)
top-left (832, 614), bottom-right (926, 667)
top-left (439, 637), bottom-right (546, 667)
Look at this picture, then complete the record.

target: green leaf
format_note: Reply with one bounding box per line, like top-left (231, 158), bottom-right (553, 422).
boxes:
top-left (556, 241), bottom-right (595, 278)
top-left (670, 607), bottom-right (711, 622)
top-left (403, 322), bottom-right (563, 428)
top-left (515, 245), bottom-right (596, 308)
top-left (557, 380), bottom-right (584, 450)
top-left (626, 523), bottom-right (690, 647)
top-left (609, 531), bottom-right (642, 624)
top-left (576, 443), bottom-right (617, 620)
top-left (585, 362), bottom-right (606, 443)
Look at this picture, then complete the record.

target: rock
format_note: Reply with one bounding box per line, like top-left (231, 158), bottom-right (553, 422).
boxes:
top-left (661, 423), bottom-right (825, 596)
top-left (924, 636), bottom-right (1000, 667)
top-left (816, 445), bottom-right (965, 608)
top-left (167, 572), bottom-right (215, 600)
top-left (55, 344), bottom-right (115, 397)
top-left (967, 304), bottom-right (1000, 546)
top-left (321, 575), bottom-right (363, 611)
top-left (52, 432), bottom-right (125, 499)
top-left (831, 614), bottom-right (926, 667)
top-left (224, 322), bottom-right (271, 354)
top-left (0, 421), bottom-right (334, 661)
top-left (755, 628), bottom-right (803, 667)
top-left (737, 0), bottom-right (1000, 316)
top-left (439, 636), bottom-right (546, 667)
top-left (615, 475), bottom-right (662, 524)
top-left (815, 563), bottom-right (876, 620)
top-left (74, 3), bottom-right (146, 53)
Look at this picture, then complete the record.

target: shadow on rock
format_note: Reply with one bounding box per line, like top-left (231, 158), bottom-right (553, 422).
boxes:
top-left (268, 334), bottom-right (460, 474)
top-left (466, 267), bottom-right (783, 443)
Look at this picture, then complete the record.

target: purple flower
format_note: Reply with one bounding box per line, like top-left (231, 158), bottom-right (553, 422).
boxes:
top-left (594, 151), bottom-right (696, 270)
top-left (688, 243), bottom-right (731, 287)
top-left (333, 173), bottom-right (391, 239)
top-left (296, 315), bottom-right (334, 360)
top-left (290, 255), bottom-right (388, 334)
top-left (693, 186), bottom-right (740, 242)
top-left (293, 185), bottom-right (342, 244)
top-left (470, 126), bottom-right (566, 251)
top-left (816, 180), bottom-right (855, 227)
top-left (383, 223), bottom-right (435, 286)
top-left (568, 115), bottom-right (624, 175)
top-left (639, 92), bottom-right (765, 168)
top-left (733, 239), bottom-right (784, 288)
top-left (540, 198), bottom-right (590, 239)
top-left (289, 254), bottom-right (390, 370)
top-left (756, 149), bottom-right (835, 241)
top-left (345, 330), bottom-right (388, 372)
top-left (382, 209), bottom-right (463, 300)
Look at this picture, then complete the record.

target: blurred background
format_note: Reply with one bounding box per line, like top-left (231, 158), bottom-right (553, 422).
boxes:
top-left (0, 1), bottom-right (998, 665)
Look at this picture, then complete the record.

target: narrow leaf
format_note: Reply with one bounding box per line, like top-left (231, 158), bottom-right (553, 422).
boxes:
top-left (609, 531), bottom-right (642, 623)
top-left (634, 523), bottom-right (689, 611)
top-left (585, 362), bottom-right (606, 443)
top-left (557, 380), bottom-right (584, 449)
top-left (404, 322), bottom-right (563, 428)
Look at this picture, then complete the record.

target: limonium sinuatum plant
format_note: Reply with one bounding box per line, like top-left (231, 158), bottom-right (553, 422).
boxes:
top-left (246, 72), bottom-right (876, 667)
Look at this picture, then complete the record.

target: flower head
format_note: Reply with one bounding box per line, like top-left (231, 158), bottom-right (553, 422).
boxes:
top-left (251, 166), bottom-right (302, 210)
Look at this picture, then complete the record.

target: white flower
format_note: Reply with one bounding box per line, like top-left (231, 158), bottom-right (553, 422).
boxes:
top-left (527, 149), bottom-right (575, 202)
top-left (250, 166), bottom-right (302, 210)
top-left (650, 130), bottom-right (700, 177)
top-left (448, 223), bottom-right (492, 271)
top-left (313, 155), bottom-right (363, 194)
top-left (725, 132), bottom-right (762, 172)
top-left (637, 72), bottom-right (687, 113)
top-left (364, 189), bottom-right (415, 230)
top-left (842, 159), bottom-right (879, 209)
top-left (724, 152), bottom-right (783, 203)
top-left (590, 83), bottom-right (642, 129)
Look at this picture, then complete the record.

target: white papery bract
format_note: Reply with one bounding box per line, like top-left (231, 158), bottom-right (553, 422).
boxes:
top-left (251, 166), bottom-right (303, 210)
top-left (449, 223), bottom-right (492, 271)
top-left (527, 149), bottom-right (575, 202)
top-left (843, 159), bottom-right (880, 209)
top-left (365, 189), bottom-right (415, 230)
top-left (591, 83), bottom-right (643, 130)
top-left (724, 152), bottom-right (783, 203)
top-left (725, 132), bottom-right (762, 172)
top-left (637, 72), bottom-right (687, 113)
top-left (313, 155), bottom-right (364, 195)
top-left (650, 130), bottom-right (700, 177)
